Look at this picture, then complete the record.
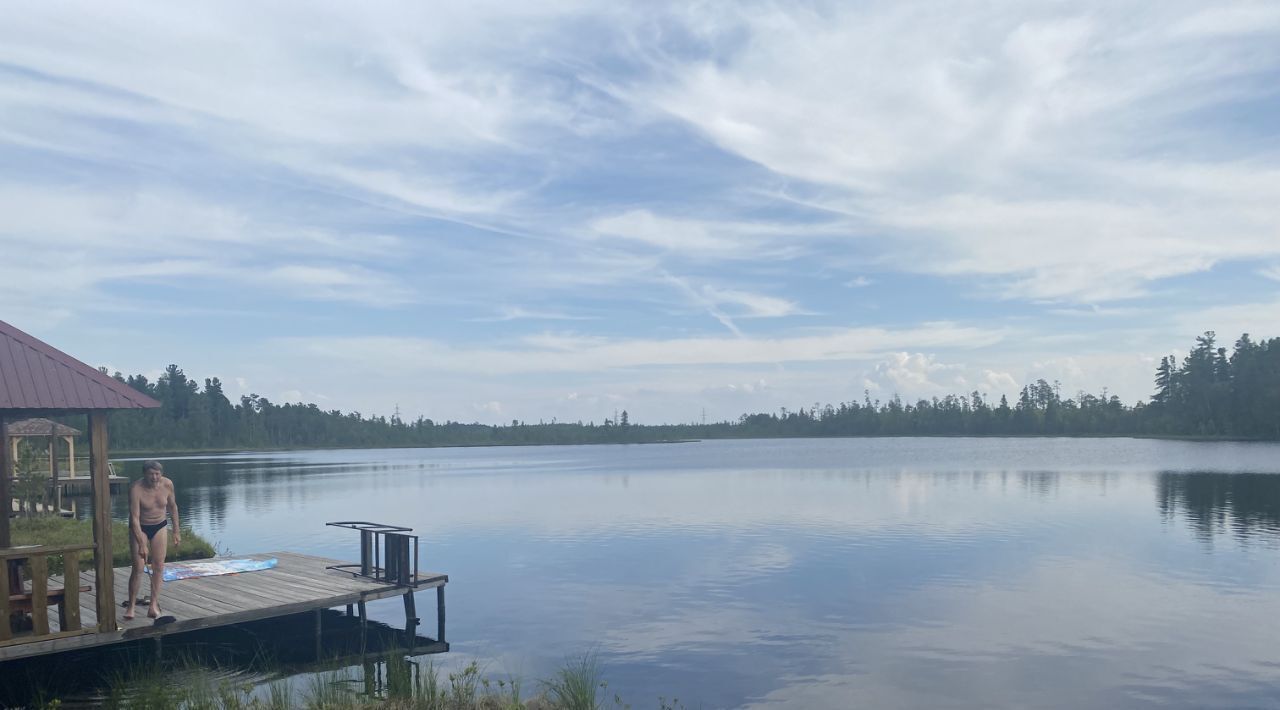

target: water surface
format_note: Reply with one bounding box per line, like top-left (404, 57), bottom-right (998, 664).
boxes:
top-left (102, 437), bottom-right (1280, 708)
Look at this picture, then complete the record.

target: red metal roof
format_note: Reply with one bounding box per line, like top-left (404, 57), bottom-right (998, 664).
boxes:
top-left (0, 320), bottom-right (161, 411)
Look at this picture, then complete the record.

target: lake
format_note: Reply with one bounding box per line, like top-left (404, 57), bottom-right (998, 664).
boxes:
top-left (80, 438), bottom-right (1280, 706)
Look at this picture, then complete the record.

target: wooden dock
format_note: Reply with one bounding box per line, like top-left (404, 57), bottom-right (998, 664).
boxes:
top-left (9, 498), bottom-right (74, 517)
top-left (0, 551), bottom-right (448, 662)
top-left (8, 474), bottom-right (131, 494)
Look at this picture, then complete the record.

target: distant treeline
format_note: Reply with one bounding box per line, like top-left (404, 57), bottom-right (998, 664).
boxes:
top-left (95, 331), bottom-right (1280, 451)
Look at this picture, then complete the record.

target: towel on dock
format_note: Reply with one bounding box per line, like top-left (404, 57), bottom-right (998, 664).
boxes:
top-left (146, 557), bottom-right (278, 582)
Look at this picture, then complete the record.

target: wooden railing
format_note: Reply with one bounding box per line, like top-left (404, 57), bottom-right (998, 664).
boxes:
top-left (0, 543), bottom-right (95, 646)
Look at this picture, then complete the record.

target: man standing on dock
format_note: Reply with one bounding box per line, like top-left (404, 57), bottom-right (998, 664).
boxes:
top-left (124, 460), bottom-right (180, 621)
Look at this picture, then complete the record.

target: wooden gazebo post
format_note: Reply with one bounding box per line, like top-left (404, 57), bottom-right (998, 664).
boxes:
top-left (0, 413), bottom-right (9, 549)
top-left (0, 412), bottom-right (16, 605)
top-left (48, 421), bottom-right (60, 512)
top-left (88, 413), bottom-right (115, 631)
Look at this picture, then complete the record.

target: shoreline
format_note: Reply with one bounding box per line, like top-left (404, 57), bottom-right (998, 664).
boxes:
top-left (109, 432), bottom-right (1274, 457)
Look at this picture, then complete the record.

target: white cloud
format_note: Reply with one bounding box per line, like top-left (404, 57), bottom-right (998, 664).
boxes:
top-left (0, 3), bottom-right (587, 152)
top-left (700, 286), bottom-right (798, 318)
top-left (872, 353), bottom-right (968, 393)
top-left (631, 1), bottom-right (1280, 302)
top-left (591, 210), bottom-right (741, 254)
top-left (588, 209), bottom-right (826, 261)
top-left (473, 401), bottom-right (503, 415)
top-left (1174, 298), bottom-right (1280, 343)
top-left (1021, 353), bottom-right (1162, 401)
top-left (282, 322), bottom-right (1005, 375)
top-left (0, 183), bottom-right (419, 312)
top-left (267, 264), bottom-right (415, 306)
top-left (862, 352), bottom-right (1020, 400)
top-left (472, 306), bottom-right (599, 322)
top-left (1169, 4), bottom-right (1280, 37)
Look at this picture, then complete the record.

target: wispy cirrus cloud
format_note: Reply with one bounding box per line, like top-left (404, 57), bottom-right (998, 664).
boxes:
top-left (472, 306), bottom-right (600, 322)
top-left (699, 286), bottom-right (799, 319)
top-left (0, 182), bottom-right (418, 308)
top-left (1259, 266), bottom-right (1280, 283)
top-left (280, 321), bottom-right (1005, 375)
top-left (629, 0), bottom-right (1280, 302)
top-left (588, 209), bottom-right (829, 261)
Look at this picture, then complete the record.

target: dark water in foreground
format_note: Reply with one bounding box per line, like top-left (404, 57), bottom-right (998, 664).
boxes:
top-left (32, 438), bottom-right (1280, 707)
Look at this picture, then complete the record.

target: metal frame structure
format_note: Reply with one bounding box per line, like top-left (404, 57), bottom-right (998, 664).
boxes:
top-left (324, 521), bottom-right (423, 587)
top-left (325, 521), bottom-right (444, 644)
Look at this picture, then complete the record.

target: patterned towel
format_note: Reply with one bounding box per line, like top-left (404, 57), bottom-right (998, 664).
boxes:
top-left (146, 557), bottom-right (278, 582)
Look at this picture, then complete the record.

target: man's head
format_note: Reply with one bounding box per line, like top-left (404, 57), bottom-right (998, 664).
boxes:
top-left (142, 460), bottom-right (164, 486)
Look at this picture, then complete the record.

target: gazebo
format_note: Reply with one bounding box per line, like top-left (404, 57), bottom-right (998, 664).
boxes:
top-left (8, 418), bottom-right (81, 514)
top-left (0, 319), bottom-right (160, 645)
top-left (8, 417), bottom-right (81, 478)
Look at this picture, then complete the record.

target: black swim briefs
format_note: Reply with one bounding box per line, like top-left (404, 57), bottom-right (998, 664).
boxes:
top-left (140, 519), bottom-right (168, 540)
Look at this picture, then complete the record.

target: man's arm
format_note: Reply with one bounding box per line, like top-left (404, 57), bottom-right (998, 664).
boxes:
top-left (129, 483), bottom-right (145, 549)
top-left (167, 481), bottom-right (181, 546)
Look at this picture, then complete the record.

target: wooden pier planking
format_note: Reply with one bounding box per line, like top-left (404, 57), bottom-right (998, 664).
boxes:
top-left (2, 551), bottom-right (447, 661)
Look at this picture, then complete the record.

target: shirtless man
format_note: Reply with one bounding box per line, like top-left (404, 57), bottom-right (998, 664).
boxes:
top-left (125, 460), bottom-right (180, 621)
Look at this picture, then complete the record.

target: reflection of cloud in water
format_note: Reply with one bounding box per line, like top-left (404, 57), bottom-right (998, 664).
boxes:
top-left (741, 557), bottom-right (1280, 709)
top-left (256, 468), bottom-right (1139, 544)
top-left (740, 542), bottom-right (794, 576)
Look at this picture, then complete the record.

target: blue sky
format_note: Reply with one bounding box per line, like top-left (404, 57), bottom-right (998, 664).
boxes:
top-left (2, 1), bottom-right (1279, 425)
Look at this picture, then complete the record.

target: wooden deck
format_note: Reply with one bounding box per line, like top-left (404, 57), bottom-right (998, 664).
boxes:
top-left (7, 474), bottom-right (129, 491)
top-left (0, 551), bottom-right (448, 662)
top-left (9, 499), bottom-right (73, 516)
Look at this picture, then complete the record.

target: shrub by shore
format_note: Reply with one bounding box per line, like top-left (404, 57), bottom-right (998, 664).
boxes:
top-left (11, 516), bottom-right (216, 573)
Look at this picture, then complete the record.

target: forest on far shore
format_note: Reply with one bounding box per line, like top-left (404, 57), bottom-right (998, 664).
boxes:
top-left (84, 331), bottom-right (1280, 451)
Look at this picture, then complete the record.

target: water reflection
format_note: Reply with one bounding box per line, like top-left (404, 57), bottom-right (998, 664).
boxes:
top-left (0, 611), bottom-right (444, 707)
top-left (1157, 471), bottom-right (1280, 542)
top-left (47, 438), bottom-right (1280, 709)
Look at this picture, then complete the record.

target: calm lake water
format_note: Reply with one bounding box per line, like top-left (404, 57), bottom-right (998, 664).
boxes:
top-left (87, 438), bottom-right (1280, 707)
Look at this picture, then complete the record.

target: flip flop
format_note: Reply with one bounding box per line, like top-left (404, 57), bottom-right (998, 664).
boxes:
top-left (121, 597), bottom-right (151, 608)
top-left (153, 615), bottom-right (177, 626)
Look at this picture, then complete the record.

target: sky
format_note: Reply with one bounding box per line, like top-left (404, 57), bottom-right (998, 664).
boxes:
top-left (2, 0), bottom-right (1279, 426)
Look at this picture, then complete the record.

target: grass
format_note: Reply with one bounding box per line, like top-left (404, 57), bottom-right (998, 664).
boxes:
top-left (11, 516), bottom-right (217, 573)
top-left (99, 658), bottom-right (287, 710)
top-left (542, 654), bottom-right (603, 710)
top-left (28, 654), bottom-right (650, 710)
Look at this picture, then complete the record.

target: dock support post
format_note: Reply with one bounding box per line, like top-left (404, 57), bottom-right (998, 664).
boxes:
top-left (357, 599), bottom-right (368, 654)
top-left (436, 586), bottom-right (446, 643)
top-left (153, 635), bottom-right (163, 661)
top-left (363, 656), bottom-right (375, 697)
top-left (403, 590), bottom-right (418, 644)
top-left (314, 609), bottom-right (322, 661)
top-left (346, 603), bottom-right (354, 616)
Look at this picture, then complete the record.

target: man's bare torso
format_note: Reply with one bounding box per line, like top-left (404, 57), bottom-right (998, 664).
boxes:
top-left (133, 478), bottom-right (172, 525)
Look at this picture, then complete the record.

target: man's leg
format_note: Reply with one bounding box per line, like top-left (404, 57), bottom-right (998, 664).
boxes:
top-left (125, 534), bottom-right (144, 621)
top-left (147, 528), bottom-right (168, 618)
